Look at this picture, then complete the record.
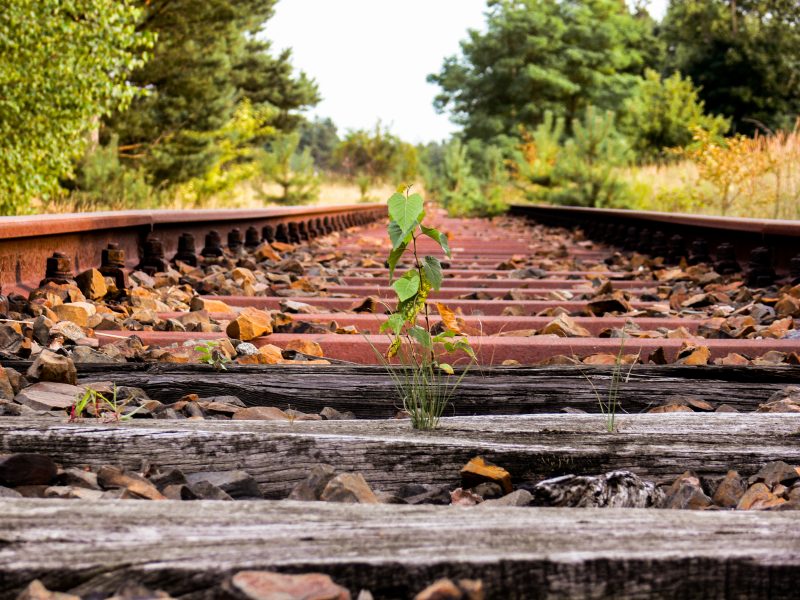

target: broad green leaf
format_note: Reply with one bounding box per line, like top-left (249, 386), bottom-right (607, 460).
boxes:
top-left (380, 312), bottom-right (405, 335)
top-left (422, 255), bottom-right (443, 290)
top-left (388, 220), bottom-right (403, 247)
top-left (409, 326), bottom-right (432, 349)
top-left (387, 242), bottom-right (407, 281)
top-left (388, 192), bottom-right (424, 234)
top-left (392, 270), bottom-right (420, 302)
top-left (420, 224), bottom-right (451, 258)
top-left (438, 363), bottom-right (454, 375)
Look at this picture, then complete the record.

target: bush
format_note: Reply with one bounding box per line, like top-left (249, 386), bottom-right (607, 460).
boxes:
top-left (58, 136), bottom-right (153, 212)
top-left (256, 132), bottom-right (320, 205)
top-left (621, 69), bottom-right (730, 160)
top-left (514, 107), bottom-right (631, 208)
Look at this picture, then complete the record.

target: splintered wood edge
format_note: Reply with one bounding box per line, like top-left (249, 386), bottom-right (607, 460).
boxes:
top-left (0, 499), bottom-right (798, 598)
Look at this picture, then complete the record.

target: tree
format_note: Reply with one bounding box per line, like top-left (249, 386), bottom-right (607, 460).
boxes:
top-left (105, 0), bottom-right (318, 186)
top-left (332, 124), bottom-right (418, 196)
top-left (428, 0), bottom-right (660, 142)
top-left (661, 0), bottom-right (800, 134)
top-left (0, 0), bottom-right (152, 214)
top-left (621, 69), bottom-right (730, 159)
top-left (298, 117), bottom-right (340, 170)
top-left (256, 132), bottom-right (320, 205)
top-left (513, 107), bottom-right (630, 207)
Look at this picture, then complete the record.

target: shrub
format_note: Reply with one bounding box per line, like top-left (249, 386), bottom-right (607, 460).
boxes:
top-left (621, 69), bottom-right (730, 161)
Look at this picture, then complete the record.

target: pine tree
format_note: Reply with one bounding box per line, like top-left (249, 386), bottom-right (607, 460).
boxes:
top-left (105, 0), bottom-right (318, 186)
top-left (428, 0), bottom-right (660, 142)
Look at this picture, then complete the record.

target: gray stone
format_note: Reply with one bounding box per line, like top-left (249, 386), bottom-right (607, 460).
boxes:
top-left (288, 464), bottom-right (336, 501)
top-left (70, 345), bottom-right (122, 364)
top-left (0, 486), bottom-right (22, 498)
top-left (472, 482), bottom-right (504, 500)
top-left (320, 406), bottom-right (356, 420)
top-left (26, 350), bottom-right (77, 385)
top-left (185, 470), bottom-right (261, 499)
top-left (49, 320), bottom-right (87, 343)
top-left (187, 480), bottom-right (234, 501)
top-left (0, 324), bottom-right (24, 354)
top-left (479, 489), bottom-right (533, 508)
top-left (15, 381), bottom-right (82, 411)
top-left (236, 342), bottom-right (259, 356)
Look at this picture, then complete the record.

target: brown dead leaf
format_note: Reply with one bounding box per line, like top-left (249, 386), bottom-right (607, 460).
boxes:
top-left (436, 303), bottom-right (463, 334)
top-left (540, 314), bottom-right (591, 337)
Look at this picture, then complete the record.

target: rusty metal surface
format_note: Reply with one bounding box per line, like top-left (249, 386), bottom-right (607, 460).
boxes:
top-left (0, 204), bottom-right (386, 291)
top-left (510, 203), bottom-right (800, 236)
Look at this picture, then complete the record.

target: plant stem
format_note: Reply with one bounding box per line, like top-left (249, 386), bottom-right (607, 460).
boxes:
top-left (411, 230), bottom-right (434, 362)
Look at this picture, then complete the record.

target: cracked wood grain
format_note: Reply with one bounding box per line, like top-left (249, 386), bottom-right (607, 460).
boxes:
top-left (0, 499), bottom-right (798, 599)
top-left (0, 414), bottom-right (798, 498)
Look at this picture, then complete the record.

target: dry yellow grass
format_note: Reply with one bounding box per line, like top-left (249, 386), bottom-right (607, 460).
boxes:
top-left (623, 123), bottom-right (800, 219)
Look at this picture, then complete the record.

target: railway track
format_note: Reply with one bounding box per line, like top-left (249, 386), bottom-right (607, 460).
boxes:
top-left (1, 202), bottom-right (799, 599)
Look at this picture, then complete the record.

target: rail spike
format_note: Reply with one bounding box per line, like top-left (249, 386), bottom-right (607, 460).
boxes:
top-left (244, 226), bottom-right (261, 251)
top-left (40, 251), bottom-right (75, 286)
top-left (135, 236), bottom-right (169, 275)
top-left (746, 247), bottom-right (776, 288)
top-left (227, 228), bottom-right (243, 252)
top-left (99, 243), bottom-right (128, 290)
top-left (688, 239), bottom-right (711, 266)
top-left (714, 243), bottom-right (741, 274)
top-left (172, 233), bottom-right (198, 267)
top-left (201, 230), bottom-right (224, 261)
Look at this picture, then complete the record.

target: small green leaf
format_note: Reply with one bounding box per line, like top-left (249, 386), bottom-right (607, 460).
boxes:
top-left (380, 313), bottom-right (405, 335)
top-left (438, 363), bottom-right (454, 375)
top-left (409, 325), bottom-right (432, 349)
top-left (432, 331), bottom-right (456, 343)
top-left (422, 256), bottom-right (443, 290)
top-left (388, 242), bottom-right (407, 281)
top-left (420, 224), bottom-right (451, 258)
top-left (392, 270), bottom-right (420, 302)
top-left (388, 192), bottom-right (424, 234)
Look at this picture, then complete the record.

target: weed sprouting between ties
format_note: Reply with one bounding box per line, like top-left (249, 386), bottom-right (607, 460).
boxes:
top-left (374, 187), bottom-right (476, 431)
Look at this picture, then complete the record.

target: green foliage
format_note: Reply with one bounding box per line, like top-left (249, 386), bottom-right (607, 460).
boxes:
top-left (430, 139), bottom-right (483, 216)
top-left (661, 0), bottom-right (800, 134)
top-left (621, 69), bottom-right (731, 159)
top-left (195, 341), bottom-right (231, 372)
top-left (298, 117), bottom-right (340, 170)
top-left (514, 107), bottom-right (630, 207)
top-left (429, 0), bottom-right (660, 142)
top-left (378, 189), bottom-right (474, 430)
top-left (333, 123), bottom-right (419, 198)
top-left (70, 385), bottom-right (140, 422)
top-left (63, 136), bottom-right (153, 212)
top-left (175, 99), bottom-right (277, 205)
top-left (581, 331), bottom-right (639, 433)
top-left (256, 131), bottom-right (320, 205)
top-left (0, 0), bottom-right (153, 214)
top-left (105, 0), bottom-right (318, 187)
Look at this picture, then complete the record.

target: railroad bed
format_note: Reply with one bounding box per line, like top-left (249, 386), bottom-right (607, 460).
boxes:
top-left (1, 203), bottom-right (800, 599)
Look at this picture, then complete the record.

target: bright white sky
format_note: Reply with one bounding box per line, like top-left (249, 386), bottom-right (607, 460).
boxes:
top-left (263, 0), bottom-right (669, 144)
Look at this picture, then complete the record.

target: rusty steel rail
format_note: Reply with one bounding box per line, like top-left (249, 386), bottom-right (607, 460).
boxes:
top-left (510, 203), bottom-right (800, 278)
top-left (0, 204), bottom-right (386, 291)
